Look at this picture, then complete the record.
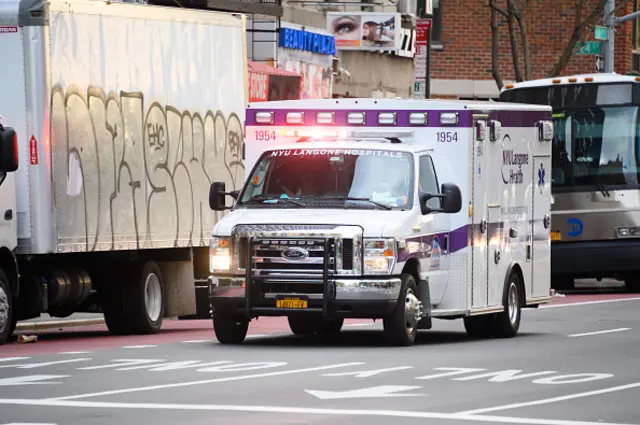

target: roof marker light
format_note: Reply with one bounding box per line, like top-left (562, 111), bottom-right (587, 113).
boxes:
top-left (378, 112), bottom-right (397, 125)
top-left (255, 112), bottom-right (274, 124)
top-left (568, 77), bottom-right (577, 83)
top-left (552, 79), bottom-right (561, 84)
top-left (347, 112), bottom-right (366, 125)
top-left (585, 77), bottom-right (594, 82)
top-left (316, 112), bottom-right (335, 125)
top-left (286, 112), bottom-right (305, 125)
top-left (505, 84), bottom-right (514, 89)
top-left (409, 112), bottom-right (428, 125)
top-left (440, 112), bottom-right (459, 126)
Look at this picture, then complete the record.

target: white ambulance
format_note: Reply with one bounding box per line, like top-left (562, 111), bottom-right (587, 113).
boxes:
top-left (206, 98), bottom-right (554, 346)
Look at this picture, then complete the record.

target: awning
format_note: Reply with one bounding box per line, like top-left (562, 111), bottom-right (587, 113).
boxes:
top-left (247, 60), bottom-right (301, 102)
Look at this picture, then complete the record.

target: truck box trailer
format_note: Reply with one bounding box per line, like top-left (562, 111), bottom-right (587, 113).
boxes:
top-left (0, 0), bottom-right (247, 343)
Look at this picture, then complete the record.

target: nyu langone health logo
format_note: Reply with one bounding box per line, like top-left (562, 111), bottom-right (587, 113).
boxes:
top-left (501, 149), bottom-right (530, 185)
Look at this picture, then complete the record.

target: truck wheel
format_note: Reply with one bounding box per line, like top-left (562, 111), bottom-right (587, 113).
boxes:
top-left (383, 273), bottom-right (420, 347)
top-left (0, 270), bottom-right (14, 345)
top-left (493, 270), bottom-right (523, 338)
top-left (213, 313), bottom-right (249, 344)
top-left (127, 261), bottom-right (165, 334)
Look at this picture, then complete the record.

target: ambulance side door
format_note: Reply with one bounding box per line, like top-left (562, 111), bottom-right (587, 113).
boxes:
top-left (417, 154), bottom-right (450, 304)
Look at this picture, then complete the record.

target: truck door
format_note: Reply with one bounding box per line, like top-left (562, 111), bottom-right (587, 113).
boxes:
top-left (532, 154), bottom-right (552, 299)
top-left (471, 116), bottom-right (489, 309)
top-left (417, 154), bottom-right (449, 303)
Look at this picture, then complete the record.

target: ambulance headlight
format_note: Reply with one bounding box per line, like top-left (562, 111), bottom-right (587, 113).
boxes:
top-left (210, 237), bottom-right (232, 272)
top-left (363, 238), bottom-right (396, 275)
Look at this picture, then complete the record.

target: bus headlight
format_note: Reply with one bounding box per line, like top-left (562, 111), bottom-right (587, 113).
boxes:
top-left (210, 237), bottom-right (232, 272)
top-left (363, 238), bottom-right (395, 275)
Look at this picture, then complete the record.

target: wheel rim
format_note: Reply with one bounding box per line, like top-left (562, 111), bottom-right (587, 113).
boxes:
top-left (0, 285), bottom-right (8, 333)
top-left (404, 288), bottom-right (421, 336)
top-left (508, 281), bottom-right (519, 325)
top-left (144, 273), bottom-right (162, 323)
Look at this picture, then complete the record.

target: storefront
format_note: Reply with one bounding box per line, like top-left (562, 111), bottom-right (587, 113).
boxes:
top-left (277, 23), bottom-right (336, 99)
top-left (247, 60), bottom-right (301, 102)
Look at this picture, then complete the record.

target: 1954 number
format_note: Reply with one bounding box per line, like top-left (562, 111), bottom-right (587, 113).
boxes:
top-left (436, 131), bottom-right (459, 143)
top-left (255, 130), bottom-right (276, 141)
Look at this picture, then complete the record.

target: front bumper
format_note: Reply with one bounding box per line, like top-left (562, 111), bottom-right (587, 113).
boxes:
top-left (208, 275), bottom-right (401, 318)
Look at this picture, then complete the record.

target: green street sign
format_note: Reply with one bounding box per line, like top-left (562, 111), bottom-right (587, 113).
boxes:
top-left (594, 26), bottom-right (608, 41)
top-left (575, 41), bottom-right (601, 55)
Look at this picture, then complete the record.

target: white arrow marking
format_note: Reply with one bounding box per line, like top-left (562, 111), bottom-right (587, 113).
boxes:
top-left (0, 375), bottom-right (68, 386)
top-left (0, 359), bottom-right (90, 369)
top-left (78, 359), bottom-right (163, 370)
top-left (0, 357), bottom-right (31, 363)
top-left (323, 366), bottom-right (414, 378)
top-left (305, 385), bottom-right (425, 400)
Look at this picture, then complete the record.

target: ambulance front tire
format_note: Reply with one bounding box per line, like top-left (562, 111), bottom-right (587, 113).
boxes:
top-left (213, 313), bottom-right (249, 344)
top-left (383, 273), bottom-right (419, 347)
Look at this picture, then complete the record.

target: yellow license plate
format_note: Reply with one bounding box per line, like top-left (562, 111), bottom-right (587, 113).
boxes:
top-left (550, 231), bottom-right (561, 241)
top-left (276, 299), bottom-right (308, 309)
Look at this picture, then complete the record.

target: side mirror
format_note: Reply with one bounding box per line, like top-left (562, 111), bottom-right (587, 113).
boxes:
top-left (0, 126), bottom-right (19, 173)
top-left (209, 182), bottom-right (241, 211)
top-left (418, 182), bottom-right (462, 215)
top-left (440, 183), bottom-right (462, 213)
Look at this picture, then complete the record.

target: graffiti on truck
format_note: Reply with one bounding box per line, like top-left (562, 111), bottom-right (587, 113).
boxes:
top-left (51, 84), bottom-right (244, 252)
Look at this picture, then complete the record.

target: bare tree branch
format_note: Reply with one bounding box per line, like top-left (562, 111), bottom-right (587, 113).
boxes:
top-left (508, 0), bottom-right (532, 80)
top-left (490, 0), bottom-right (504, 89)
top-left (477, 0), bottom-right (509, 18)
top-left (506, 6), bottom-right (523, 81)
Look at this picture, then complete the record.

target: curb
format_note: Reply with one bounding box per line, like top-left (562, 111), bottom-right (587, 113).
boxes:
top-left (16, 317), bottom-right (105, 332)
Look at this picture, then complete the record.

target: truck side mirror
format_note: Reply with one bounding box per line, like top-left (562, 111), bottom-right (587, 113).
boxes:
top-left (209, 182), bottom-right (228, 211)
top-left (209, 181), bottom-right (240, 211)
top-left (419, 182), bottom-right (462, 215)
top-left (440, 183), bottom-right (462, 213)
top-left (0, 126), bottom-right (19, 173)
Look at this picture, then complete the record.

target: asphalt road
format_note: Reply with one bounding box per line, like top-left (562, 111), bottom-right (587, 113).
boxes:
top-left (0, 294), bottom-right (639, 425)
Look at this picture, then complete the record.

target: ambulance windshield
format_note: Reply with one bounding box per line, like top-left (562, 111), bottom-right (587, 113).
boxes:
top-left (239, 147), bottom-right (414, 210)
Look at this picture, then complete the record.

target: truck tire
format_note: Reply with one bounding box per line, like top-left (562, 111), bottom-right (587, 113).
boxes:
top-left (383, 273), bottom-right (420, 346)
top-left (126, 261), bottom-right (165, 334)
top-left (213, 313), bottom-right (248, 344)
top-left (493, 270), bottom-right (523, 338)
top-left (0, 270), bottom-right (14, 345)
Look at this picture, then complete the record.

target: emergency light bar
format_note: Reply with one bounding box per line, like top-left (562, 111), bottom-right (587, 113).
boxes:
top-left (284, 129), bottom-right (415, 140)
top-left (254, 110), bottom-right (438, 127)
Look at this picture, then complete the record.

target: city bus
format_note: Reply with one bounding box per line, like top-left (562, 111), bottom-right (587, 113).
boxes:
top-left (499, 73), bottom-right (640, 292)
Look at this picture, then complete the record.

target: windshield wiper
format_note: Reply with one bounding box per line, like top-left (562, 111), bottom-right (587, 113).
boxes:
top-left (322, 196), bottom-right (393, 210)
top-left (591, 174), bottom-right (610, 198)
top-left (242, 195), bottom-right (306, 207)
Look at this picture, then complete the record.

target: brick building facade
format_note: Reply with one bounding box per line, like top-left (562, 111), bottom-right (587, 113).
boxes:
top-left (428, 0), bottom-right (637, 99)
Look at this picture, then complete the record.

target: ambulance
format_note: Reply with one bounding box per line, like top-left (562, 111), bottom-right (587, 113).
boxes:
top-left (206, 98), bottom-right (554, 346)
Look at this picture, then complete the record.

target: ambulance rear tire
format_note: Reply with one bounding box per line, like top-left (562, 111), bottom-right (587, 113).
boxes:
top-left (213, 313), bottom-right (249, 344)
top-left (383, 273), bottom-right (419, 347)
top-left (493, 271), bottom-right (523, 338)
top-left (0, 270), bottom-right (14, 345)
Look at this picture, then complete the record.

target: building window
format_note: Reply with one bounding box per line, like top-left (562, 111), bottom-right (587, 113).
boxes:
top-left (635, 0), bottom-right (640, 50)
top-left (431, 0), bottom-right (442, 46)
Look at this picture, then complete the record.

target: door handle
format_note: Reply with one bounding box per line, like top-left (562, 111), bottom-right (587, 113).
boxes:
top-left (4, 209), bottom-right (12, 221)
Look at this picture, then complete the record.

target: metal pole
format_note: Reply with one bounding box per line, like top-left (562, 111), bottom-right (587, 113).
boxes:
top-left (426, 24), bottom-right (431, 98)
top-left (604, 0), bottom-right (615, 73)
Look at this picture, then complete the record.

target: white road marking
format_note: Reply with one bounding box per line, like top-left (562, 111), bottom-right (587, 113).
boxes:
top-left (0, 357), bottom-right (31, 363)
top-left (532, 374), bottom-right (614, 385)
top-left (3, 423), bottom-right (58, 425)
top-left (245, 334), bottom-right (269, 338)
top-left (121, 345), bottom-right (157, 349)
top-left (305, 385), bottom-right (425, 400)
top-left (453, 370), bottom-right (557, 382)
top-left (0, 398), bottom-right (634, 425)
top-left (78, 359), bottom-right (164, 370)
top-left (456, 381), bottom-right (640, 415)
top-left (118, 361), bottom-right (231, 372)
top-left (323, 366), bottom-right (414, 378)
top-left (540, 297), bottom-right (640, 309)
top-left (57, 351), bottom-right (91, 355)
top-left (48, 362), bottom-right (365, 401)
top-left (0, 375), bottom-right (68, 386)
top-left (568, 328), bottom-right (631, 338)
top-left (415, 367), bottom-right (487, 380)
top-left (0, 359), bottom-right (90, 369)
top-left (182, 340), bottom-right (213, 343)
